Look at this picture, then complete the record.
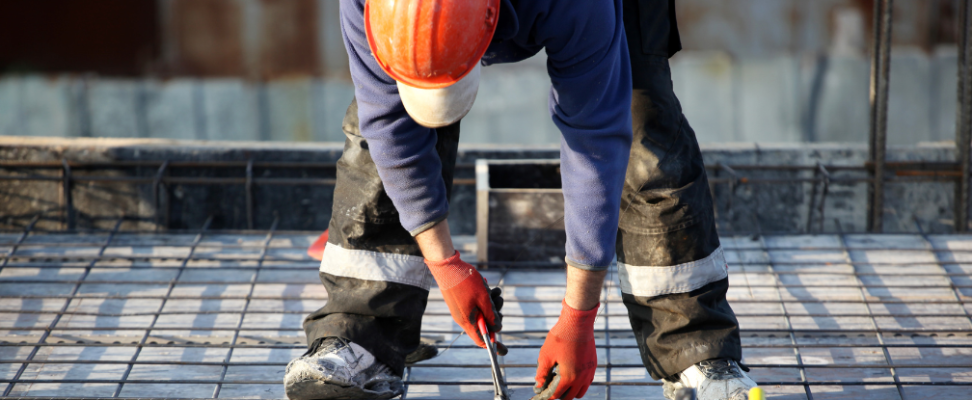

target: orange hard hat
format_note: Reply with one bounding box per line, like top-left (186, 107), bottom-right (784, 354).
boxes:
top-left (364, 0), bottom-right (501, 89)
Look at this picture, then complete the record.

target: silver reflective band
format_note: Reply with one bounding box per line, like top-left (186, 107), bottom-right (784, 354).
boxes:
top-left (320, 243), bottom-right (434, 290)
top-left (618, 246), bottom-right (729, 297)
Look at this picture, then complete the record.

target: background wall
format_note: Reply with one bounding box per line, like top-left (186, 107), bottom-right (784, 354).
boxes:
top-left (0, 0), bottom-right (963, 145)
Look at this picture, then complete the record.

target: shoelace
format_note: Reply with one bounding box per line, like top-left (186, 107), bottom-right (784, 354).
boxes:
top-left (337, 337), bottom-right (366, 369)
top-left (304, 337), bottom-right (365, 368)
top-left (697, 359), bottom-right (743, 380)
top-left (302, 337), bottom-right (327, 358)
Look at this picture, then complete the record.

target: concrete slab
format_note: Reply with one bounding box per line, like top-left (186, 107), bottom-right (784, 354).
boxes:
top-left (144, 79), bottom-right (199, 141)
top-left (88, 80), bottom-right (144, 138)
top-left (217, 384), bottom-right (284, 399)
top-left (2, 232), bottom-right (971, 398)
top-left (670, 51), bottom-right (736, 142)
top-left (737, 56), bottom-right (804, 143)
top-left (311, 79), bottom-right (355, 143)
top-left (814, 55), bottom-right (869, 143)
top-left (118, 383), bottom-right (217, 398)
top-left (200, 80), bottom-right (261, 141)
top-left (462, 61), bottom-right (560, 146)
top-left (249, 283), bottom-right (326, 298)
top-left (266, 79), bottom-right (314, 142)
top-left (0, 76), bottom-right (72, 138)
top-left (933, 47), bottom-right (959, 143)
top-left (887, 49), bottom-right (934, 146)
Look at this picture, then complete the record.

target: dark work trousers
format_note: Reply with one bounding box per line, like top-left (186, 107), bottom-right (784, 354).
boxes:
top-left (302, 99), bottom-right (459, 376)
top-left (617, 0), bottom-right (742, 380)
top-left (303, 0), bottom-right (741, 380)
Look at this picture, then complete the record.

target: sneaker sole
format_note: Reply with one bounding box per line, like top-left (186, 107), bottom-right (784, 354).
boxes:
top-left (285, 379), bottom-right (402, 400)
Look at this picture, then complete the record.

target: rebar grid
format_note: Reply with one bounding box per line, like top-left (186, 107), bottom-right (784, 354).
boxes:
top-left (2, 226), bottom-right (972, 399)
top-left (0, 158), bottom-right (963, 236)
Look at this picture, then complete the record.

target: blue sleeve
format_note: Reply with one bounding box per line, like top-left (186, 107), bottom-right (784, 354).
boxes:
top-left (340, 0), bottom-right (449, 235)
top-left (543, 0), bottom-right (633, 270)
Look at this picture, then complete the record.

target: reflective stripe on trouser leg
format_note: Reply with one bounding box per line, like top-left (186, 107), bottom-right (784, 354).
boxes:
top-left (618, 246), bottom-right (728, 298)
top-left (618, 4), bottom-right (742, 379)
top-left (320, 243), bottom-right (434, 290)
top-left (302, 98), bottom-right (461, 376)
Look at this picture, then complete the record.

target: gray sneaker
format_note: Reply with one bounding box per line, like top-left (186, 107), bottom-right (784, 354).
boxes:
top-left (284, 337), bottom-right (404, 400)
top-left (663, 359), bottom-right (757, 400)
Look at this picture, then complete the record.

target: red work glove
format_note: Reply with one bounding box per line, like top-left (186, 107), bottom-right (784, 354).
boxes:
top-left (532, 300), bottom-right (599, 400)
top-left (425, 251), bottom-right (504, 351)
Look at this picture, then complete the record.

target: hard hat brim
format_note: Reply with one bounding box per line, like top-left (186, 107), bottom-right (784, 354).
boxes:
top-left (398, 63), bottom-right (480, 128)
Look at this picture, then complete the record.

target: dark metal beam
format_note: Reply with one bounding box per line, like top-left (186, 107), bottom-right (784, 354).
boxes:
top-left (867, 0), bottom-right (894, 233)
top-left (61, 158), bottom-right (75, 231)
top-left (245, 159), bottom-right (255, 230)
top-left (957, 0), bottom-right (972, 232)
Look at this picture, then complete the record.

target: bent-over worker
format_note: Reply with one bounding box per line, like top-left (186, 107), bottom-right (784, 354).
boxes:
top-left (285, 0), bottom-right (757, 399)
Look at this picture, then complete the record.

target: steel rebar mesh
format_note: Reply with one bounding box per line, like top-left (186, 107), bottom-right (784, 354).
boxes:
top-left (1, 224), bottom-right (972, 399)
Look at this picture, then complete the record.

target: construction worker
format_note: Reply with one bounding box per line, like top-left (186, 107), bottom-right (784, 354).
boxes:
top-left (284, 0), bottom-right (758, 399)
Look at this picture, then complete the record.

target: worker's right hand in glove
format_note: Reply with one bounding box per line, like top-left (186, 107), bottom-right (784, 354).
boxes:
top-left (531, 300), bottom-right (599, 400)
top-left (425, 251), bottom-right (506, 354)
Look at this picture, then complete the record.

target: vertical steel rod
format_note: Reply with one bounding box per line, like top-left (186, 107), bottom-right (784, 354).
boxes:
top-left (957, 0), bottom-right (972, 232)
top-left (61, 159), bottom-right (75, 231)
top-left (813, 164), bottom-right (831, 233)
top-left (153, 161), bottom-right (169, 231)
top-left (867, 0), bottom-right (893, 233)
top-left (806, 168), bottom-right (820, 233)
top-left (246, 159), bottom-right (255, 230)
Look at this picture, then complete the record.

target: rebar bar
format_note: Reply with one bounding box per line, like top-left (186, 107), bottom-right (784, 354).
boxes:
top-left (867, 0), bottom-right (894, 233)
top-left (958, 0), bottom-right (972, 232)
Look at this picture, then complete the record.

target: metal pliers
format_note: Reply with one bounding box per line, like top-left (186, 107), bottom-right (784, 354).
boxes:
top-left (477, 315), bottom-right (510, 400)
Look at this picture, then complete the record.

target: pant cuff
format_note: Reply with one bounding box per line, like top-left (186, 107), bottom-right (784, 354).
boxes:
top-left (653, 337), bottom-right (743, 380)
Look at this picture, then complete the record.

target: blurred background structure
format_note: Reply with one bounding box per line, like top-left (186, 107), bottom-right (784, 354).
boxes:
top-left (0, 0), bottom-right (969, 235)
top-left (0, 0), bottom-right (964, 145)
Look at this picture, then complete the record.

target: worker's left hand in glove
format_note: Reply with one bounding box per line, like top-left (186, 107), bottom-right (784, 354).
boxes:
top-left (531, 300), bottom-right (599, 400)
top-left (425, 251), bottom-right (506, 354)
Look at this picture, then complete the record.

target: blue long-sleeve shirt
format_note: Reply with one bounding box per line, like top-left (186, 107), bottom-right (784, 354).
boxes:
top-left (340, 0), bottom-right (633, 270)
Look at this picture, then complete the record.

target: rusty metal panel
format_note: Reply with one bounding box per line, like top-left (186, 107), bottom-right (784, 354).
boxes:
top-left (674, 0), bottom-right (955, 56)
top-left (675, 0), bottom-right (808, 56)
top-left (168, 0), bottom-right (245, 76)
top-left (319, 0), bottom-right (351, 79)
top-left (935, 0), bottom-right (962, 45)
top-left (259, 0), bottom-right (320, 77)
